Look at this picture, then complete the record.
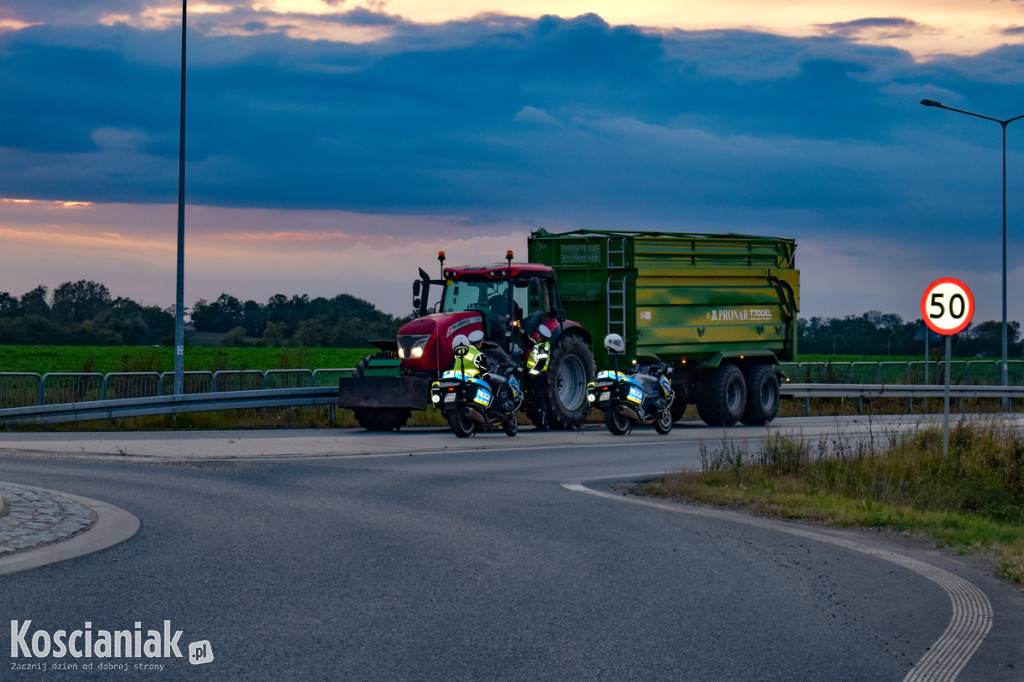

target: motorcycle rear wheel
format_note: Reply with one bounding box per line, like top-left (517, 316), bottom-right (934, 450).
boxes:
top-left (604, 406), bottom-right (632, 436)
top-left (447, 408), bottom-right (477, 438)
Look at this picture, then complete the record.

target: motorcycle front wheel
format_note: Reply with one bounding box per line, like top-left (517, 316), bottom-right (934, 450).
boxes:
top-left (604, 406), bottom-right (632, 436)
top-left (502, 411), bottom-right (519, 437)
top-left (654, 408), bottom-right (673, 435)
top-left (447, 408), bottom-right (477, 438)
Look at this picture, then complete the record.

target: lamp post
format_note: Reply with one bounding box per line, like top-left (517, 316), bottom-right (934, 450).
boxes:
top-left (174, 0), bottom-right (187, 396)
top-left (920, 99), bottom-right (1024, 405)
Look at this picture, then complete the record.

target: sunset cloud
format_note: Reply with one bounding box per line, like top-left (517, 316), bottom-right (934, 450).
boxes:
top-left (1, 4), bottom-right (1024, 322)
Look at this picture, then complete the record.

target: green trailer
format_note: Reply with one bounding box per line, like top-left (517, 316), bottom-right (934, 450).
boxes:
top-left (527, 229), bottom-right (799, 426)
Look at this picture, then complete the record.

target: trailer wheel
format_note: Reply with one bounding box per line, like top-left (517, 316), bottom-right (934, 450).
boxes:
top-left (740, 364), bottom-right (780, 426)
top-left (350, 354), bottom-right (411, 431)
top-left (539, 334), bottom-right (595, 430)
top-left (696, 364), bottom-right (746, 426)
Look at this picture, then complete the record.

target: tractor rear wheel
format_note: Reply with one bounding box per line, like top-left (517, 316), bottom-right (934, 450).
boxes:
top-left (532, 334), bottom-right (595, 430)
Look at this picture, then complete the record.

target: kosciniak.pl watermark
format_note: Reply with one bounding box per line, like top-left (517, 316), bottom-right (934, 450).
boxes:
top-left (10, 620), bottom-right (214, 671)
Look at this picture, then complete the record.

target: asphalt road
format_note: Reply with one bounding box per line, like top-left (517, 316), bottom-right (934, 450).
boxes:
top-left (1, 416), bottom-right (1022, 680)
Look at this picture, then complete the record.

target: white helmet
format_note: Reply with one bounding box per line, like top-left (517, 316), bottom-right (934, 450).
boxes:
top-left (452, 334), bottom-right (470, 350)
top-left (604, 333), bottom-right (625, 353)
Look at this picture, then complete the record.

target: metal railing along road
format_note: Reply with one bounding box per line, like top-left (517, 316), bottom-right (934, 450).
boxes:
top-left (0, 368), bottom-right (351, 409)
top-left (0, 368), bottom-right (352, 426)
top-left (0, 361), bottom-right (1022, 425)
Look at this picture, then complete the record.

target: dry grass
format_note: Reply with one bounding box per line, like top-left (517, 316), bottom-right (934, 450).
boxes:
top-left (644, 418), bottom-right (1024, 585)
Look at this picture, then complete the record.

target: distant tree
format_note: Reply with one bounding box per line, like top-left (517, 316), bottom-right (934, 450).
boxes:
top-left (98, 297), bottom-right (175, 345)
top-left (221, 326), bottom-right (250, 347)
top-left (961, 320), bottom-right (1020, 357)
top-left (260, 321), bottom-right (287, 347)
top-left (240, 300), bottom-right (266, 337)
top-left (51, 280), bottom-right (112, 325)
top-left (0, 292), bottom-right (19, 318)
top-left (293, 316), bottom-right (328, 347)
top-left (19, 285), bottom-right (49, 318)
top-left (0, 315), bottom-right (67, 345)
top-left (191, 294), bottom-right (244, 333)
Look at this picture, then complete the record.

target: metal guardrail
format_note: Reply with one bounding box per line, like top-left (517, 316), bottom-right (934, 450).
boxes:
top-left (0, 380), bottom-right (1021, 426)
top-left (0, 368), bottom-right (354, 426)
top-left (782, 383), bottom-right (1024, 399)
top-left (0, 369), bottom-right (352, 409)
top-left (778, 360), bottom-right (1024, 385)
top-left (781, 383), bottom-right (1024, 416)
top-left (0, 387), bottom-right (339, 426)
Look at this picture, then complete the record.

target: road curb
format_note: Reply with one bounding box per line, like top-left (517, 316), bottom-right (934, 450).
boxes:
top-left (0, 483), bottom-right (139, 576)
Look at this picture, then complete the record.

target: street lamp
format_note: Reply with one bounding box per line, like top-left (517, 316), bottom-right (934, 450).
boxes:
top-left (920, 99), bottom-right (1024, 404)
top-left (174, 0), bottom-right (187, 396)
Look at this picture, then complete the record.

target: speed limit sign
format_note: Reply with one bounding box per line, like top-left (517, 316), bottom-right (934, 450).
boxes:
top-left (921, 278), bottom-right (974, 335)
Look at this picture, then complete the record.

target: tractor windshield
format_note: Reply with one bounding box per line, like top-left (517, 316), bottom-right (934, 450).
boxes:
top-left (441, 279), bottom-right (539, 317)
top-left (441, 280), bottom-right (507, 315)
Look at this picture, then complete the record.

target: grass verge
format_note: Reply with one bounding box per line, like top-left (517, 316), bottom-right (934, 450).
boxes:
top-left (641, 418), bottom-right (1024, 586)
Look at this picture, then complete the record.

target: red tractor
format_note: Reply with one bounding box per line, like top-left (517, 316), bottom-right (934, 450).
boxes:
top-left (338, 250), bottom-right (595, 431)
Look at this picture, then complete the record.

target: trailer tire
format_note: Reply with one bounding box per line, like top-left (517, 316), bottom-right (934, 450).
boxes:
top-left (350, 354), bottom-right (412, 431)
top-left (740, 363), bottom-right (780, 426)
top-left (536, 333), bottom-right (595, 430)
top-left (696, 364), bottom-right (746, 426)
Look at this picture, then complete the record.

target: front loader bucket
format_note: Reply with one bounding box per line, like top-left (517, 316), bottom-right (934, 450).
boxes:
top-left (337, 377), bottom-right (430, 410)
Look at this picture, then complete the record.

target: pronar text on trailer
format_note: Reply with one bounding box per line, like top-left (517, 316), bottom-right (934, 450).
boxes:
top-left (527, 229), bottom-right (800, 426)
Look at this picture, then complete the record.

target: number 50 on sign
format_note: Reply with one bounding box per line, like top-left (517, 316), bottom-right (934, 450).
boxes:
top-left (921, 278), bottom-right (974, 336)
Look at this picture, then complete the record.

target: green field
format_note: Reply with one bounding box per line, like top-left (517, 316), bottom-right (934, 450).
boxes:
top-left (0, 345), bottom-right (373, 374)
top-left (0, 347), bottom-right (968, 375)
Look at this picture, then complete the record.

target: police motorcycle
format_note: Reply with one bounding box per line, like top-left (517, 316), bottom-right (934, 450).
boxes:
top-left (587, 333), bottom-right (675, 436)
top-left (430, 331), bottom-right (523, 438)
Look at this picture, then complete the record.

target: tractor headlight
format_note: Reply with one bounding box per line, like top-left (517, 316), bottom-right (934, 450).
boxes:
top-left (398, 335), bottom-right (430, 360)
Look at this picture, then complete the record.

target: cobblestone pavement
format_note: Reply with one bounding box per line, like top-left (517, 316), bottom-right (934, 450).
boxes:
top-left (0, 483), bottom-right (96, 556)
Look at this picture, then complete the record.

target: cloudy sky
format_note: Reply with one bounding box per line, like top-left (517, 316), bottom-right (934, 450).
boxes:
top-left (2, 1), bottom-right (1024, 325)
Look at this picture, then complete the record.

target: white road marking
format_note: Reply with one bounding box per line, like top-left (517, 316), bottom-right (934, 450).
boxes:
top-left (561, 482), bottom-right (993, 682)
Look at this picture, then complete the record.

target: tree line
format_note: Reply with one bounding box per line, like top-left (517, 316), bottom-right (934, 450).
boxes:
top-left (0, 282), bottom-right (1018, 356)
top-left (799, 311), bottom-right (1021, 358)
top-left (0, 282), bottom-right (408, 347)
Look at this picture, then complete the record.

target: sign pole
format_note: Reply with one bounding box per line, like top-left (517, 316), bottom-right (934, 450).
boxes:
top-left (921, 277), bottom-right (975, 461)
top-left (944, 334), bottom-right (951, 459)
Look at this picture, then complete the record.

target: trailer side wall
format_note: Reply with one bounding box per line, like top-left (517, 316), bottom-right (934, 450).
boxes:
top-left (527, 230), bottom-right (800, 370)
